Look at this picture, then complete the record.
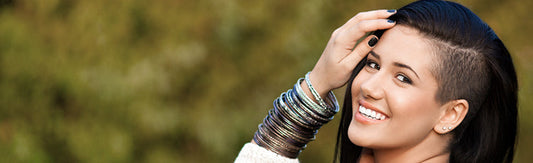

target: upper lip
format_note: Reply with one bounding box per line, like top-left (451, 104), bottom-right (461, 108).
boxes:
top-left (358, 99), bottom-right (390, 118)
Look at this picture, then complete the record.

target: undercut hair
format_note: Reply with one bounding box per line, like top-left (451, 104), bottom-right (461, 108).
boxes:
top-left (335, 0), bottom-right (518, 162)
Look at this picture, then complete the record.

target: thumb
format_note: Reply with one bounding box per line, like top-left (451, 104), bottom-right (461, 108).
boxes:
top-left (341, 35), bottom-right (378, 65)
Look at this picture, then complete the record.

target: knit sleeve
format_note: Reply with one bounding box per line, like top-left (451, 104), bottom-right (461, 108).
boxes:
top-left (234, 143), bottom-right (299, 163)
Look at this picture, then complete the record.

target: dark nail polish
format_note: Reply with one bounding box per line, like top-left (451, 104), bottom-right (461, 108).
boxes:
top-left (387, 9), bottom-right (396, 13)
top-left (387, 19), bottom-right (395, 23)
top-left (368, 37), bottom-right (378, 47)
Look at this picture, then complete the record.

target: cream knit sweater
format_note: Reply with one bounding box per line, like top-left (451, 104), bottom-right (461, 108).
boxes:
top-left (234, 143), bottom-right (299, 163)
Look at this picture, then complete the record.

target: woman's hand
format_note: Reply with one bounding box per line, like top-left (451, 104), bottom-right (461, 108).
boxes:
top-left (305, 10), bottom-right (397, 97)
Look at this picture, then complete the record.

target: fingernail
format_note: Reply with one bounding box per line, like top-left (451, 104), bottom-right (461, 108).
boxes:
top-left (368, 37), bottom-right (378, 47)
top-left (387, 19), bottom-right (395, 23)
top-left (387, 9), bottom-right (396, 13)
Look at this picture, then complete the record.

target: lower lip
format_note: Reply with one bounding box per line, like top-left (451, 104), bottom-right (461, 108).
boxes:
top-left (354, 107), bottom-right (385, 124)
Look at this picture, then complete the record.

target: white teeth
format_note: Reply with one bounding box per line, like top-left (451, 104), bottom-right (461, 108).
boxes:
top-left (358, 105), bottom-right (386, 120)
top-left (376, 112), bottom-right (382, 119)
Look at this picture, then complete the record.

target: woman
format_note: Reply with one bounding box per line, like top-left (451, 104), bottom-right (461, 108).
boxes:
top-left (235, 0), bottom-right (518, 162)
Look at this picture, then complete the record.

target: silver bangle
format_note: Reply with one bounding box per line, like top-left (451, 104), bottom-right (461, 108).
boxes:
top-left (305, 72), bottom-right (328, 108)
top-left (253, 74), bottom-right (340, 158)
top-left (294, 79), bottom-right (334, 116)
top-left (287, 89), bottom-right (329, 123)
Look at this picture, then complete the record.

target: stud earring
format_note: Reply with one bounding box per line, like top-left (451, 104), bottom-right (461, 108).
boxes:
top-left (442, 127), bottom-right (447, 130)
top-left (448, 126), bottom-right (452, 130)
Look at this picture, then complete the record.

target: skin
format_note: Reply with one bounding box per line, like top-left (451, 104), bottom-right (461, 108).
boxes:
top-left (253, 9), bottom-right (469, 162)
top-left (306, 10), bottom-right (469, 162)
top-left (349, 25), bottom-right (449, 162)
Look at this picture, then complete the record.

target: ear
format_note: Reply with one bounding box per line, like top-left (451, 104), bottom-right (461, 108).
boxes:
top-left (434, 99), bottom-right (469, 134)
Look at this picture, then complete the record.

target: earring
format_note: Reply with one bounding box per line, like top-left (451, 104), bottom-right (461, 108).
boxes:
top-left (442, 127), bottom-right (447, 130)
top-left (448, 126), bottom-right (453, 130)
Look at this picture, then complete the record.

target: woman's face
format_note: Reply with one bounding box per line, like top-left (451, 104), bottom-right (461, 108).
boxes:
top-left (348, 26), bottom-right (443, 149)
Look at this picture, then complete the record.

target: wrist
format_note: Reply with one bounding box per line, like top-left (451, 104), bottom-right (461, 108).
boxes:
top-left (307, 72), bottom-right (331, 97)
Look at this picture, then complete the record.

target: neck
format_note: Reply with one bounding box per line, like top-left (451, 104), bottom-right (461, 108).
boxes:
top-left (369, 132), bottom-right (452, 163)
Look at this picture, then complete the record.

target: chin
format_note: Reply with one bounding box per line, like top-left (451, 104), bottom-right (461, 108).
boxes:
top-left (347, 121), bottom-right (389, 149)
top-left (347, 123), bottom-right (371, 147)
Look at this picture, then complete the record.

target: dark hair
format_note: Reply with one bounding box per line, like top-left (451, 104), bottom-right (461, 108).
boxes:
top-left (334, 0), bottom-right (518, 162)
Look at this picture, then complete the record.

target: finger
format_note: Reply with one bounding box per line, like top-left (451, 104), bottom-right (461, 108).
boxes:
top-left (341, 35), bottom-right (378, 66)
top-left (332, 19), bottom-right (394, 56)
top-left (336, 19), bottom-right (395, 48)
top-left (348, 19), bottom-right (395, 37)
top-left (338, 9), bottom-right (396, 32)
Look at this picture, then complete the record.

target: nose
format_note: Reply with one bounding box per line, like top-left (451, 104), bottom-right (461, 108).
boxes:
top-left (360, 72), bottom-right (385, 100)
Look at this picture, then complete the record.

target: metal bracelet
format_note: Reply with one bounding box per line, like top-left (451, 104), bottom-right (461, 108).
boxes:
top-left (305, 72), bottom-right (328, 108)
top-left (253, 74), bottom-right (340, 158)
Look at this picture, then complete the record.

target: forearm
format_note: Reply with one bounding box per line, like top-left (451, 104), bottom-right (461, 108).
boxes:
top-left (247, 75), bottom-right (339, 158)
top-left (235, 9), bottom-right (396, 161)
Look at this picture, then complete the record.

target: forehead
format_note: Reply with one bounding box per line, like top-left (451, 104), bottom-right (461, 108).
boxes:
top-left (372, 25), bottom-right (438, 80)
top-left (374, 26), bottom-right (433, 60)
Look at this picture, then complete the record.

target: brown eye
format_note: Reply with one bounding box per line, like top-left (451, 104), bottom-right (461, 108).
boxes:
top-left (367, 61), bottom-right (380, 70)
top-left (396, 74), bottom-right (412, 84)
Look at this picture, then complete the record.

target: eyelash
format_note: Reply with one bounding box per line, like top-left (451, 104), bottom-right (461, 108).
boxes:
top-left (365, 59), bottom-right (413, 85)
top-left (396, 74), bottom-right (412, 84)
top-left (366, 60), bottom-right (380, 70)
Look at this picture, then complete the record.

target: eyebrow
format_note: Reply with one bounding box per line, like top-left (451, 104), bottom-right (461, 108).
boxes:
top-left (369, 51), bottom-right (420, 79)
top-left (369, 51), bottom-right (380, 60)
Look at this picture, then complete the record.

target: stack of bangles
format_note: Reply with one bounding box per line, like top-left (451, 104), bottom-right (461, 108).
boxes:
top-left (253, 72), bottom-right (339, 158)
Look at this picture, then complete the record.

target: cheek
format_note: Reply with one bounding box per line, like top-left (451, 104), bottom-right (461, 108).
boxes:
top-left (389, 89), bottom-right (440, 116)
top-left (372, 89), bottom-right (442, 147)
top-left (388, 89), bottom-right (442, 130)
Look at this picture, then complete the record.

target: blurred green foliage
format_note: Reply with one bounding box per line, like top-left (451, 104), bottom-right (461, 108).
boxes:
top-left (0, 0), bottom-right (531, 162)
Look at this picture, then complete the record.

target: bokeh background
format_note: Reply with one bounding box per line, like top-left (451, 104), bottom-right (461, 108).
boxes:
top-left (0, 0), bottom-right (531, 162)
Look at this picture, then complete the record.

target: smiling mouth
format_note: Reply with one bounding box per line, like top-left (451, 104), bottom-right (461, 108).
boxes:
top-left (359, 105), bottom-right (386, 120)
